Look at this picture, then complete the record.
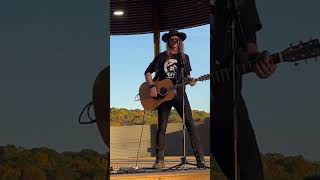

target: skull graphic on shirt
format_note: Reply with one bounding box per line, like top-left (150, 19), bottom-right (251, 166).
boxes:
top-left (164, 58), bottom-right (178, 78)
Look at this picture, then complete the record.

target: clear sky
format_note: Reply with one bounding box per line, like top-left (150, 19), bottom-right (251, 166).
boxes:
top-left (242, 0), bottom-right (320, 161)
top-left (110, 25), bottom-right (210, 112)
top-left (0, 0), bottom-right (108, 153)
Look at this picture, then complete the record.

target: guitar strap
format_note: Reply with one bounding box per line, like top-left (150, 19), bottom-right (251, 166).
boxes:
top-left (153, 73), bottom-right (159, 82)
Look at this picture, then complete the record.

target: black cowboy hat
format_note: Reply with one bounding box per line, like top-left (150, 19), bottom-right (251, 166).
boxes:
top-left (162, 29), bottom-right (187, 42)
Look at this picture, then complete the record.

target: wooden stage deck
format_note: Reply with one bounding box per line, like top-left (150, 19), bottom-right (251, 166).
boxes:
top-left (110, 156), bottom-right (226, 180)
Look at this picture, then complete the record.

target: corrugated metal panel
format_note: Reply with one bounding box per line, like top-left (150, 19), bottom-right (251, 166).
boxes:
top-left (110, 120), bottom-right (210, 159)
top-left (111, 0), bottom-right (210, 35)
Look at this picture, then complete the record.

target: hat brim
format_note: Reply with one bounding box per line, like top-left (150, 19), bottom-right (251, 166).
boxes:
top-left (162, 32), bottom-right (187, 42)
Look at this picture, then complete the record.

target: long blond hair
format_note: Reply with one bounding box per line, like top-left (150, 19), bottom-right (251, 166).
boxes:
top-left (165, 38), bottom-right (187, 64)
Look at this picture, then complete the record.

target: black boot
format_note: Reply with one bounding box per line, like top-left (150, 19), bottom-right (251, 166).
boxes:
top-left (196, 157), bottom-right (209, 168)
top-left (153, 158), bottom-right (165, 169)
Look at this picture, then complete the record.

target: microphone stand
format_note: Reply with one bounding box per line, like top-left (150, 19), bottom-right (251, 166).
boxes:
top-left (164, 53), bottom-right (198, 171)
top-left (228, 0), bottom-right (247, 179)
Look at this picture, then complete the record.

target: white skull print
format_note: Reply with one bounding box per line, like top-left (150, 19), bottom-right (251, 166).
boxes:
top-left (164, 58), bottom-right (178, 78)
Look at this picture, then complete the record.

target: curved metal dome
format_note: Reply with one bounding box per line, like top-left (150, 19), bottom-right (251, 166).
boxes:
top-left (111, 0), bottom-right (210, 35)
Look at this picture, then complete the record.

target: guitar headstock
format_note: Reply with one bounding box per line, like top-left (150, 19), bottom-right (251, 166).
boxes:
top-left (281, 38), bottom-right (320, 63)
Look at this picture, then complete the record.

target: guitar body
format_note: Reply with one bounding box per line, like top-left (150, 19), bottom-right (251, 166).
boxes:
top-left (139, 79), bottom-right (176, 111)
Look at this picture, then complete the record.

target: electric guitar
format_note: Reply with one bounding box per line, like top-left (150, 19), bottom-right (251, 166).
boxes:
top-left (139, 39), bottom-right (320, 111)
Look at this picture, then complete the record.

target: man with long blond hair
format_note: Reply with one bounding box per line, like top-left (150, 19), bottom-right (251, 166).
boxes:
top-left (144, 29), bottom-right (207, 169)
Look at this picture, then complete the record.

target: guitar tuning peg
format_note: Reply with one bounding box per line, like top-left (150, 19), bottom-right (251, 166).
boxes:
top-left (294, 62), bottom-right (299, 66)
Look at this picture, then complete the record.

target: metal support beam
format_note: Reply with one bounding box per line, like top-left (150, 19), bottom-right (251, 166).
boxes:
top-left (152, 6), bottom-right (160, 58)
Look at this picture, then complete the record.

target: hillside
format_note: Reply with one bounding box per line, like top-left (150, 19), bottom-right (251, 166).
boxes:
top-left (0, 145), bottom-right (108, 180)
top-left (110, 107), bottom-right (210, 126)
top-left (211, 153), bottom-right (320, 180)
top-left (1, 145), bottom-right (320, 179)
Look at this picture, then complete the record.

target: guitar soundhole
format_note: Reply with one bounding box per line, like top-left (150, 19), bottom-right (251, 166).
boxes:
top-left (159, 88), bottom-right (167, 96)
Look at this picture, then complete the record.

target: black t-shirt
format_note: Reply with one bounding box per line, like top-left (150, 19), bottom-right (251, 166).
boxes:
top-left (213, 0), bottom-right (262, 65)
top-left (144, 51), bottom-right (192, 85)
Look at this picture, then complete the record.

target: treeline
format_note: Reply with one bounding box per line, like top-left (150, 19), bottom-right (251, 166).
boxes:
top-left (210, 153), bottom-right (320, 180)
top-left (110, 107), bottom-right (210, 126)
top-left (1, 145), bottom-right (320, 179)
top-left (262, 153), bottom-right (320, 180)
top-left (0, 145), bottom-right (108, 180)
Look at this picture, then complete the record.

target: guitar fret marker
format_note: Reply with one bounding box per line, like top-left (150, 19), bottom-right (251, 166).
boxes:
top-left (278, 52), bottom-right (283, 62)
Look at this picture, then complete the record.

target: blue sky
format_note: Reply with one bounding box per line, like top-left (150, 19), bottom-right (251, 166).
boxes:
top-left (0, 0), bottom-right (107, 153)
top-left (110, 25), bottom-right (210, 112)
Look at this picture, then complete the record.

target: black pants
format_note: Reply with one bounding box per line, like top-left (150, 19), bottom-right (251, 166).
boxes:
top-left (211, 77), bottom-right (264, 180)
top-left (156, 88), bottom-right (204, 160)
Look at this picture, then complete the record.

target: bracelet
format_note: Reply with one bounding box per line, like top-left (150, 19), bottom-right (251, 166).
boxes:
top-left (149, 84), bottom-right (155, 89)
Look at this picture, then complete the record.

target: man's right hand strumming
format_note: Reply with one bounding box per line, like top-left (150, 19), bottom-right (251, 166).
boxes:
top-left (145, 72), bottom-right (158, 97)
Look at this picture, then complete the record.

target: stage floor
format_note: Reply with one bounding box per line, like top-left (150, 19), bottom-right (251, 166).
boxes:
top-left (110, 168), bottom-right (210, 180)
top-left (111, 156), bottom-right (210, 169)
top-left (110, 156), bottom-right (213, 180)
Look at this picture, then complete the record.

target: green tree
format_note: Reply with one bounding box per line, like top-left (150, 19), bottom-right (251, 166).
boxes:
top-left (20, 166), bottom-right (47, 180)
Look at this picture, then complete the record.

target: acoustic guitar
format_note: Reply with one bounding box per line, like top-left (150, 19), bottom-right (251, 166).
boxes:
top-left (139, 75), bottom-right (210, 111)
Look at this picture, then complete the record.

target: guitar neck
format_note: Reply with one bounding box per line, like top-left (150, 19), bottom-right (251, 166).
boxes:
top-left (213, 52), bottom-right (283, 84)
top-left (172, 75), bottom-right (210, 90)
